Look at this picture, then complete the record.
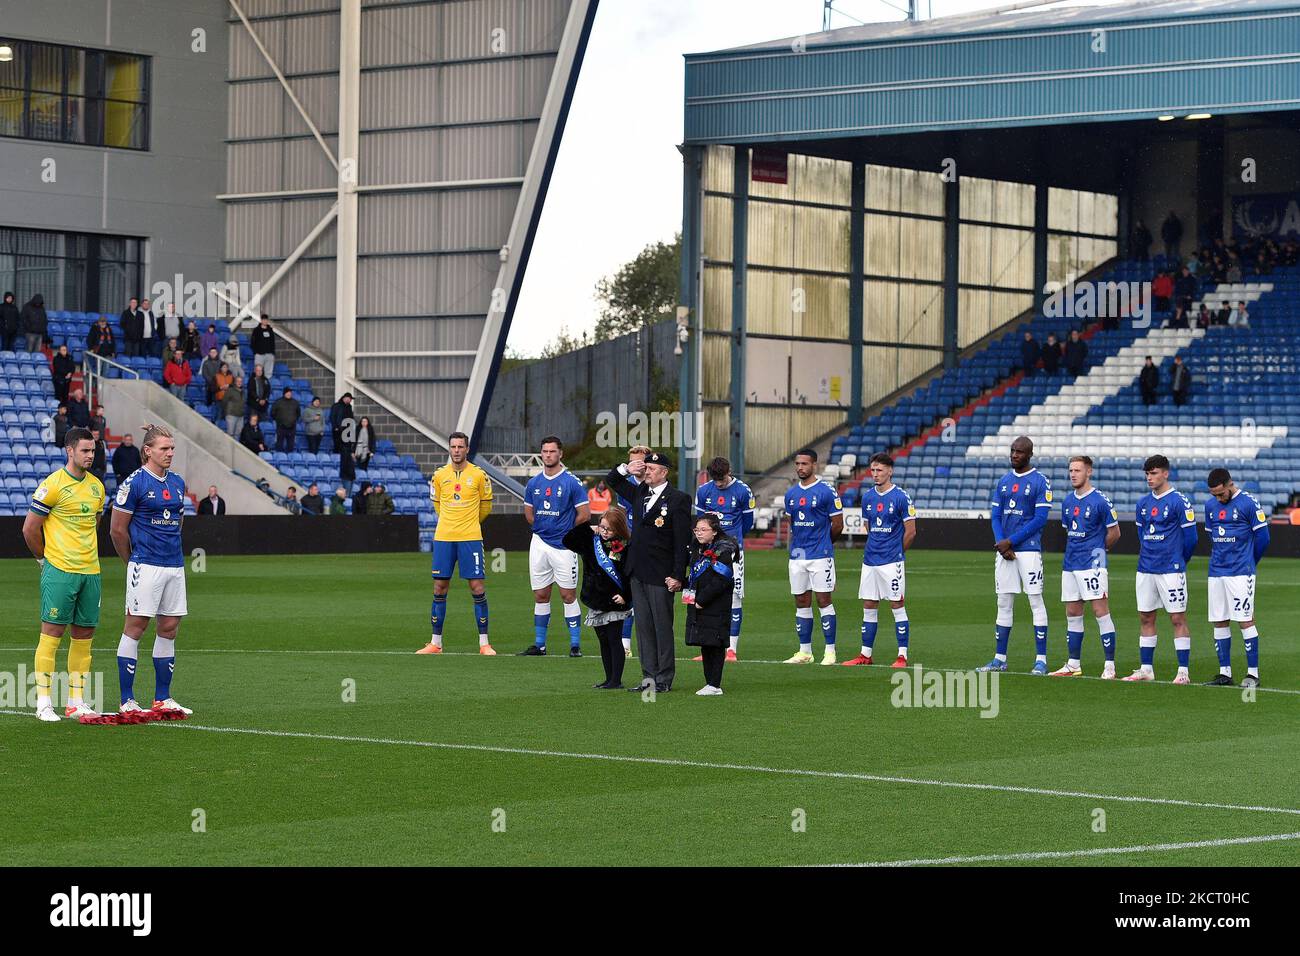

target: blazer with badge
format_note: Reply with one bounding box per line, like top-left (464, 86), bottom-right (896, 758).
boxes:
top-left (605, 466), bottom-right (691, 585)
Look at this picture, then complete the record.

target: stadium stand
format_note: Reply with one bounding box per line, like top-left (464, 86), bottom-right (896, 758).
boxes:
top-left (5, 312), bottom-right (437, 542)
top-left (831, 258), bottom-right (1300, 519)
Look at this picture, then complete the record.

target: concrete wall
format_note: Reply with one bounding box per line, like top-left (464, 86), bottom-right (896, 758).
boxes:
top-left (97, 378), bottom-right (290, 515)
top-left (0, 0), bottom-right (227, 308)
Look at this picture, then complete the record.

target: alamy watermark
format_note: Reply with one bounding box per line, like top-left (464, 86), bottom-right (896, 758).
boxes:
top-left (149, 274), bottom-right (262, 321)
top-left (890, 664), bottom-right (999, 718)
top-left (594, 403), bottom-right (703, 453)
top-left (1, 665), bottom-right (104, 712)
top-left (1043, 280), bottom-right (1151, 328)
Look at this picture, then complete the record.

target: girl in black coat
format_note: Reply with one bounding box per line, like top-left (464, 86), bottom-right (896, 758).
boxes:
top-left (562, 506), bottom-right (633, 689)
top-left (684, 515), bottom-right (738, 696)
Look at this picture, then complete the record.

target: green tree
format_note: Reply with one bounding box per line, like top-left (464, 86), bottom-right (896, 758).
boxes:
top-left (593, 233), bottom-right (681, 341)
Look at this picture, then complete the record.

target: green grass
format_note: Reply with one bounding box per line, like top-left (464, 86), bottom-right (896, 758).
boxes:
top-left (0, 548), bottom-right (1296, 867)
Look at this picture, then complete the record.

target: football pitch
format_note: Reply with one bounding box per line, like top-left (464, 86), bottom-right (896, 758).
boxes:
top-left (1, 548), bottom-right (1296, 867)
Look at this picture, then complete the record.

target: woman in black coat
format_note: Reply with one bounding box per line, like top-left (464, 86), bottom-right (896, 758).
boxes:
top-left (683, 514), bottom-right (738, 696)
top-left (0, 292), bottom-right (19, 352)
top-left (562, 506), bottom-right (633, 689)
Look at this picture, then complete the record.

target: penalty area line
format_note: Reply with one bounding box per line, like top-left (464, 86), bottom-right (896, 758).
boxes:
top-left (821, 830), bottom-right (1300, 867)
top-left (3, 707), bottom-right (1296, 819)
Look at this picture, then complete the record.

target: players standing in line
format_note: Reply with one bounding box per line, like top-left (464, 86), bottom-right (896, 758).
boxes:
top-left (842, 452), bottom-right (915, 668)
top-left (22, 428), bottom-right (106, 721)
top-left (692, 456), bottom-right (754, 662)
top-left (1203, 468), bottom-right (1268, 688)
top-left (1051, 455), bottom-right (1121, 679)
top-left (418, 431), bottom-right (495, 655)
top-left (519, 436), bottom-right (589, 657)
top-left (978, 436), bottom-right (1053, 674)
top-left (617, 444), bottom-right (651, 658)
top-left (109, 424), bottom-right (193, 715)
top-left (1125, 454), bottom-right (1198, 683)
top-left (782, 449), bottom-right (843, 665)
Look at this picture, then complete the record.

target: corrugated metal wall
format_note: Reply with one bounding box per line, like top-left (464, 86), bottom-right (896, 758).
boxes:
top-left (225, 0), bottom-right (572, 439)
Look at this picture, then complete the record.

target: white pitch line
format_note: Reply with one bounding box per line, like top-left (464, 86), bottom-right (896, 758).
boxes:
top-left (825, 830), bottom-right (1300, 867)
top-left (1, 646), bottom-right (1292, 695)
top-left (3, 708), bottom-right (1296, 819)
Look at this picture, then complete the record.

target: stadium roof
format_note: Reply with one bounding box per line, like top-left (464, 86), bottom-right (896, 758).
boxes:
top-left (715, 0), bottom-right (1300, 52)
top-left (683, 0), bottom-right (1300, 144)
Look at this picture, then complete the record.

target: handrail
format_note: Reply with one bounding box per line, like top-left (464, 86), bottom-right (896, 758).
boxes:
top-left (82, 352), bottom-right (141, 409)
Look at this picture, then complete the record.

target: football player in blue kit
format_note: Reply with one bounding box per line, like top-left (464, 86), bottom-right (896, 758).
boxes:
top-left (1203, 468), bottom-right (1269, 688)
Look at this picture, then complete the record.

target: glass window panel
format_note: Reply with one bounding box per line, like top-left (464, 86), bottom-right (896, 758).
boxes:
top-left (105, 53), bottom-right (147, 103)
top-left (63, 94), bottom-right (88, 143)
top-left (960, 177), bottom-right (993, 222)
top-left (29, 44), bottom-right (63, 94)
top-left (27, 92), bottom-right (63, 140)
top-left (0, 40), bottom-right (26, 88)
top-left (104, 99), bottom-right (146, 148)
top-left (65, 49), bottom-right (87, 97)
top-left (0, 86), bottom-right (24, 136)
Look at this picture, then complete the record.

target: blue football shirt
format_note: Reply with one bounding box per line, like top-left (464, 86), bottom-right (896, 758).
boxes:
top-left (695, 477), bottom-right (755, 547)
top-left (860, 484), bottom-right (915, 566)
top-left (1061, 488), bottom-right (1118, 571)
top-left (991, 468), bottom-right (1052, 552)
top-left (113, 466), bottom-right (187, 568)
top-left (1136, 488), bottom-right (1196, 573)
top-left (784, 480), bottom-right (842, 561)
top-left (525, 467), bottom-right (587, 548)
top-left (1205, 490), bottom-right (1267, 577)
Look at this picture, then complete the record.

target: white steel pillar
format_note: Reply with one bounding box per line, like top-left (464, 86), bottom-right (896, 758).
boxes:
top-left (334, 0), bottom-right (362, 398)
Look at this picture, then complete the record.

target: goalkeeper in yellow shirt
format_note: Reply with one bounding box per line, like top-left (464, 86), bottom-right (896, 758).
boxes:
top-left (417, 431), bottom-right (495, 655)
top-left (22, 427), bottom-right (107, 721)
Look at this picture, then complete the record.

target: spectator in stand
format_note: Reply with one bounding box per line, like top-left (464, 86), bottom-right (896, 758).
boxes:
top-left (352, 480), bottom-right (371, 516)
top-left (0, 291), bottom-right (18, 351)
top-left (120, 296), bottom-right (142, 356)
top-left (213, 362), bottom-right (234, 405)
top-left (87, 315), bottom-right (116, 358)
top-left (247, 363), bottom-right (271, 422)
top-left (302, 397), bottom-right (325, 453)
top-left (67, 388), bottom-right (90, 428)
top-left (1171, 355), bottom-right (1192, 406)
top-left (19, 293), bottom-right (47, 353)
top-left (1041, 333), bottom-right (1061, 375)
top-left (353, 416), bottom-right (374, 469)
top-left (222, 375), bottom-right (246, 437)
top-left (1255, 246), bottom-right (1273, 276)
top-left (1283, 240), bottom-right (1299, 267)
top-left (1174, 266), bottom-right (1198, 310)
top-left (339, 441), bottom-right (356, 495)
top-left (301, 483), bottom-right (324, 515)
top-left (271, 387), bottom-right (300, 453)
top-left (111, 432), bottom-right (142, 481)
top-left (164, 349), bottom-right (191, 399)
top-left (198, 485), bottom-right (226, 515)
top-left (1167, 304), bottom-right (1190, 329)
top-left (330, 391), bottom-right (355, 451)
top-left (1160, 210), bottom-right (1183, 262)
top-left (1140, 356), bottom-right (1159, 406)
top-left (162, 302), bottom-right (182, 346)
top-left (1063, 329), bottom-right (1088, 376)
top-left (89, 403), bottom-right (106, 438)
top-left (1020, 330), bottom-right (1040, 376)
top-left (1230, 301), bottom-right (1250, 329)
top-left (89, 429), bottom-right (108, 481)
top-left (1214, 302), bottom-right (1231, 326)
top-left (220, 334), bottom-right (242, 380)
top-left (138, 298), bottom-right (158, 357)
top-left (588, 479), bottom-right (612, 518)
top-left (366, 482), bottom-right (395, 515)
top-left (51, 344), bottom-right (76, 402)
top-left (161, 336), bottom-right (180, 366)
top-left (1152, 271), bottom-right (1174, 312)
top-left (1196, 304), bottom-right (1212, 329)
top-left (284, 485), bottom-right (302, 515)
top-left (182, 320), bottom-right (202, 358)
top-left (1131, 219), bottom-right (1152, 262)
top-left (251, 313), bottom-right (276, 378)
top-left (1185, 251), bottom-right (1199, 275)
top-left (328, 487), bottom-right (349, 515)
top-left (200, 322), bottom-right (220, 357)
top-left (239, 413), bottom-right (266, 454)
top-left (51, 404), bottom-right (70, 447)
top-left (1226, 256), bottom-right (1243, 284)
top-left (200, 347), bottom-right (223, 402)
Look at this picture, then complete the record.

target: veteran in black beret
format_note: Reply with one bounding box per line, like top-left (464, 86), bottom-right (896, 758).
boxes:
top-left (605, 451), bottom-right (693, 692)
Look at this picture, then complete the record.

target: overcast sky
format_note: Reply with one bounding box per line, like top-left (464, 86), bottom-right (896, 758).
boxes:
top-left (507, 0), bottom-right (1121, 355)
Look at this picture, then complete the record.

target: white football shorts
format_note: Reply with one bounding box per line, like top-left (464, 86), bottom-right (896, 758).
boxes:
top-left (529, 536), bottom-right (579, 591)
top-left (994, 551), bottom-right (1044, 595)
top-left (125, 562), bottom-right (188, 618)
top-left (1136, 571), bottom-right (1188, 613)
